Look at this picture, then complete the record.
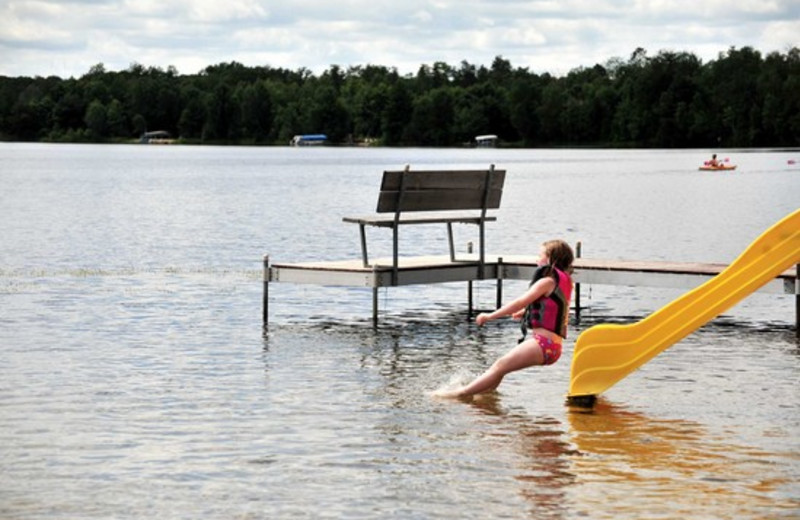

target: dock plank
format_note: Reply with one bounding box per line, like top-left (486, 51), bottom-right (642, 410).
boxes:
top-left (269, 254), bottom-right (796, 293)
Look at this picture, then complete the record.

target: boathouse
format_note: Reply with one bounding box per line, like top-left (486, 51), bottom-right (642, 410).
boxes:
top-left (475, 134), bottom-right (498, 148)
top-left (139, 130), bottom-right (174, 144)
top-left (290, 134), bottom-right (328, 146)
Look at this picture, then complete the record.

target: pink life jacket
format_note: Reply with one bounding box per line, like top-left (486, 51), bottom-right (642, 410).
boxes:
top-left (523, 265), bottom-right (573, 339)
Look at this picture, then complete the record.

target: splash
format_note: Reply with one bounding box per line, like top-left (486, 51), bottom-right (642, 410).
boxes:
top-left (429, 369), bottom-right (475, 398)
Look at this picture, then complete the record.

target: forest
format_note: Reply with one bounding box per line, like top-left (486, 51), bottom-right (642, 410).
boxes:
top-left (1, 46), bottom-right (798, 148)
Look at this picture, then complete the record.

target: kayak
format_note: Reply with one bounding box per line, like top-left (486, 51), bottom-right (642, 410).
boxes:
top-left (699, 164), bottom-right (737, 171)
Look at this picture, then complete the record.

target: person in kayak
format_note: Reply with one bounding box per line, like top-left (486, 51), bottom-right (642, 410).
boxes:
top-left (434, 239), bottom-right (574, 398)
top-left (708, 154), bottom-right (720, 167)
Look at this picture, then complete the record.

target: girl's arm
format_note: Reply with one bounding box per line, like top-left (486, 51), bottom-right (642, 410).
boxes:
top-left (476, 277), bottom-right (555, 326)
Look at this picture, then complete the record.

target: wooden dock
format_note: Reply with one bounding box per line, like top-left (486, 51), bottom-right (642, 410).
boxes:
top-left (262, 253), bottom-right (799, 328)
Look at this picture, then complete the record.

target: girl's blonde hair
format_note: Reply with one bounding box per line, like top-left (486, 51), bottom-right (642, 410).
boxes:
top-left (542, 239), bottom-right (574, 274)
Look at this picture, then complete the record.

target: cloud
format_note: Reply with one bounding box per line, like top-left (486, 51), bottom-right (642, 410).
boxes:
top-left (0, 0), bottom-right (797, 78)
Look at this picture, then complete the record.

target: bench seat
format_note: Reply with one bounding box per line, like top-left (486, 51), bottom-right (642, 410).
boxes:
top-left (342, 211), bottom-right (497, 227)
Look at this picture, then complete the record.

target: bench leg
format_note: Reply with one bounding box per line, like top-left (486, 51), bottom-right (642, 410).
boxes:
top-left (359, 224), bottom-right (369, 267)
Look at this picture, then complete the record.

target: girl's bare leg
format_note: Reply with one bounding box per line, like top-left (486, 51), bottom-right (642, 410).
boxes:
top-left (437, 338), bottom-right (544, 398)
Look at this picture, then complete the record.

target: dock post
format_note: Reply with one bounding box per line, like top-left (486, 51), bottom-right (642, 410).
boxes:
top-left (467, 241), bottom-right (474, 321)
top-left (574, 241), bottom-right (582, 322)
top-left (262, 254), bottom-right (270, 332)
top-left (372, 264), bottom-right (379, 327)
top-left (496, 257), bottom-right (504, 308)
top-left (468, 281), bottom-right (474, 321)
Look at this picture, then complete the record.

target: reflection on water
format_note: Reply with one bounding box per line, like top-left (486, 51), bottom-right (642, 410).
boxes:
top-left (468, 395), bottom-right (577, 520)
top-left (566, 398), bottom-right (799, 519)
top-left (456, 393), bottom-right (800, 519)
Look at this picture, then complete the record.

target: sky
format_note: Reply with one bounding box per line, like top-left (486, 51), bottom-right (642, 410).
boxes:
top-left (1, 0), bottom-right (798, 79)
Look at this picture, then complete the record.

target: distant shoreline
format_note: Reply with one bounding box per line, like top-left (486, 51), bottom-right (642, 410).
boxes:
top-left (1, 48), bottom-right (797, 149)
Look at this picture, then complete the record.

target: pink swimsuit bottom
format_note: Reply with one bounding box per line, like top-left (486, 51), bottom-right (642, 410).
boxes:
top-left (534, 333), bottom-right (562, 365)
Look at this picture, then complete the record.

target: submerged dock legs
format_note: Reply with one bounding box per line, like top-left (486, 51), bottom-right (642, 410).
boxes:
top-left (262, 255), bottom-right (270, 333)
top-left (262, 251), bottom-right (798, 332)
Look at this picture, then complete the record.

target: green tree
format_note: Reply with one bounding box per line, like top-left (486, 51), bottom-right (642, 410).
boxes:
top-left (203, 83), bottom-right (237, 140)
top-left (235, 81), bottom-right (273, 141)
top-left (132, 113), bottom-right (147, 136)
top-left (340, 65), bottom-right (395, 141)
top-left (381, 80), bottom-right (413, 145)
top-left (106, 99), bottom-right (128, 137)
top-left (305, 84), bottom-right (349, 142)
top-left (707, 46), bottom-right (763, 146)
top-left (268, 79), bottom-right (304, 142)
top-left (405, 87), bottom-right (455, 146)
top-left (509, 75), bottom-right (544, 145)
top-left (51, 87), bottom-right (85, 133)
top-left (538, 79), bottom-right (565, 143)
top-left (453, 82), bottom-right (513, 144)
top-left (84, 99), bottom-right (107, 138)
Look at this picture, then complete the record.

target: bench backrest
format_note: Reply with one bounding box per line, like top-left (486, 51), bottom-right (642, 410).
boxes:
top-left (376, 165), bottom-right (506, 213)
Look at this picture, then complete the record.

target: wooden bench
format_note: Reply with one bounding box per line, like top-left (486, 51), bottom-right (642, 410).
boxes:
top-left (342, 164), bottom-right (506, 284)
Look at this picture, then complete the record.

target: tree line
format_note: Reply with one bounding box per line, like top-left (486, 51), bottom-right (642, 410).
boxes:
top-left (1, 46), bottom-right (798, 147)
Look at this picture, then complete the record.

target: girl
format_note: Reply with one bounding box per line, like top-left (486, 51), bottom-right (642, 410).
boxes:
top-left (435, 239), bottom-right (574, 398)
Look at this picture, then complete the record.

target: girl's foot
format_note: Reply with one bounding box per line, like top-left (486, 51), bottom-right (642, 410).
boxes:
top-left (430, 387), bottom-right (464, 398)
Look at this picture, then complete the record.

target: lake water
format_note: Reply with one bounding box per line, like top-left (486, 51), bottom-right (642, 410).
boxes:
top-left (1, 143), bottom-right (798, 519)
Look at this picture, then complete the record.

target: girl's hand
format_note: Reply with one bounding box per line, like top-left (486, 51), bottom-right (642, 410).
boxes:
top-left (511, 309), bottom-right (525, 321)
top-left (475, 313), bottom-right (490, 326)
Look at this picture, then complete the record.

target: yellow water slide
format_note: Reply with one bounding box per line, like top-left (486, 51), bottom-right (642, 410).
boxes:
top-left (568, 208), bottom-right (800, 399)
